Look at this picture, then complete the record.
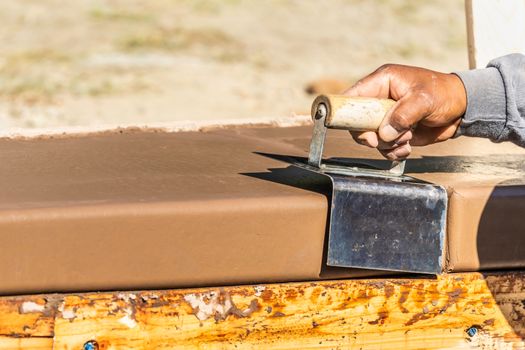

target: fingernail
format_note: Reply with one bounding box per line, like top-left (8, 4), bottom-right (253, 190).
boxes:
top-left (393, 144), bottom-right (411, 158)
top-left (385, 151), bottom-right (397, 161)
top-left (380, 124), bottom-right (399, 142)
top-left (367, 137), bottom-right (378, 148)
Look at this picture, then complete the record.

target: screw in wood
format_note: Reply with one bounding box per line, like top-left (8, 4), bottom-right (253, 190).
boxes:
top-left (83, 340), bottom-right (99, 350)
top-left (466, 326), bottom-right (479, 337)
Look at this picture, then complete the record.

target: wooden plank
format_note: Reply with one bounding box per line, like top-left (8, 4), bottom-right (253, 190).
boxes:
top-left (0, 337), bottom-right (53, 350)
top-left (0, 272), bottom-right (523, 349)
top-left (465, 0), bottom-right (525, 69)
top-left (0, 295), bottom-right (57, 337)
top-left (0, 295), bottom-right (57, 350)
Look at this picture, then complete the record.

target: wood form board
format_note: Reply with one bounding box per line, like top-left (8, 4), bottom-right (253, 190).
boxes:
top-left (0, 272), bottom-right (524, 349)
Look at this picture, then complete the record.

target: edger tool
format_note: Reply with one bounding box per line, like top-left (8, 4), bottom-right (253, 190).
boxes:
top-left (293, 95), bottom-right (447, 274)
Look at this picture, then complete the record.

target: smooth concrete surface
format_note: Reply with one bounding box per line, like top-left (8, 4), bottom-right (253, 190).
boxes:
top-left (0, 125), bottom-right (523, 293)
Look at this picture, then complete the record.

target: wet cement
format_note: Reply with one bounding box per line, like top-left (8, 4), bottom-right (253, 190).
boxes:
top-left (0, 125), bottom-right (523, 293)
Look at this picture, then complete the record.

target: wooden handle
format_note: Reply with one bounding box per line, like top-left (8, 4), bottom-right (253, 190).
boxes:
top-left (311, 94), bottom-right (396, 131)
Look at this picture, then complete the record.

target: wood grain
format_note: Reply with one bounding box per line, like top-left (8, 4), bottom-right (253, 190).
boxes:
top-left (313, 94), bottom-right (395, 131)
top-left (0, 273), bottom-right (524, 349)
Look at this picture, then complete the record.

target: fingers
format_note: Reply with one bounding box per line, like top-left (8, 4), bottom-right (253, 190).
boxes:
top-left (350, 131), bottom-right (378, 148)
top-left (351, 129), bottom-right (412, 148)
top-left (379, 121), bottom-right (458, 161)
top-left (379, 142), bottom-right (412, 161)
top-left (377, 131), bottom-right (413, 161)
top-left (411, 120), bottom-right (461, 146)
top-left (375, 120), bottom-right (460, 160)
top-left (344, 64), bottom-right (458, 160)
top-left (345, 65), bottom-right (433, 144)
top-left (350, 130), bottom-right (413, 160)
top-left (379, 92), bottom-right (432, 142)
top-left (377, 130), bottom-right (412, 149)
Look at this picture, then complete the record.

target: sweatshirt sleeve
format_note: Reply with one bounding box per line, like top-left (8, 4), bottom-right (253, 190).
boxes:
top-left (454, 53), bottom-right (525, 147)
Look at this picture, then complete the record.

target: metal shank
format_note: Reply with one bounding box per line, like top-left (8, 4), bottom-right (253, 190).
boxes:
top-left (307, 104), bottom-right (327, 168)
top-left (308, 103), bottom-right (405, 177)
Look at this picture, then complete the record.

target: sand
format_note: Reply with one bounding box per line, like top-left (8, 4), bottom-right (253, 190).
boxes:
top-left (0, 0), bottom-right (467, 131)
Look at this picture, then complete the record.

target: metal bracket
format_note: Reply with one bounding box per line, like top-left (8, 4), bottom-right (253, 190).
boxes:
top-left (293, 158), bottom-right (448, 274)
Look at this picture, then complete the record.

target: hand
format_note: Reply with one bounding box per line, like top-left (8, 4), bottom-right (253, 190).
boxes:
top-left (344, 64), bottom-right (467, 160)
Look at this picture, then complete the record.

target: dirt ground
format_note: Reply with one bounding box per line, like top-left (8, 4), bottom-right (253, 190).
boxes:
top-left (0, 0), bottom-right (468, 130)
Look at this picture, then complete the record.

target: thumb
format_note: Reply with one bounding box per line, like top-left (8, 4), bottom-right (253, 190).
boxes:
top-left (379, 93), bottom-right (431, 142)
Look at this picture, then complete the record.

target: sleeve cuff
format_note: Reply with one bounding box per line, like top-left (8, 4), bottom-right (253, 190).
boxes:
top-left (453, 67), bottom-right (507, 141)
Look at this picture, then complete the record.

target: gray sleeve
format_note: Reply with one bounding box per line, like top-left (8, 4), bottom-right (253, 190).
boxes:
top-left (454, 53), bottom-right (525, 147)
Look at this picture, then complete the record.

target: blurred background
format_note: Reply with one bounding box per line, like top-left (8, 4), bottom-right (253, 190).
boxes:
top-left (0, 0), bottom-right (467, 130)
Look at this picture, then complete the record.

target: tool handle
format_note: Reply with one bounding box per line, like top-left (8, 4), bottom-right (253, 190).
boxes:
top-left (311, 94), bottom-right (396, 131)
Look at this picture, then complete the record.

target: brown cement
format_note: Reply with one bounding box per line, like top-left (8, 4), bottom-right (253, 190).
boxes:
top-left (0, 126), bottom-right (524, 293)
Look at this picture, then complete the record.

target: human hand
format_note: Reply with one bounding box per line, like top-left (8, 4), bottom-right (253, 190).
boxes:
top-left (344, 64), bottom-right (467, 160)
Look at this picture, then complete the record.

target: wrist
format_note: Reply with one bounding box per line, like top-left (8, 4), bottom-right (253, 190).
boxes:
top-left (448, 73), bottom-right (467, 119)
